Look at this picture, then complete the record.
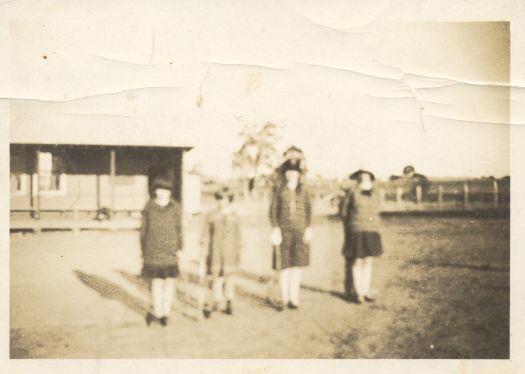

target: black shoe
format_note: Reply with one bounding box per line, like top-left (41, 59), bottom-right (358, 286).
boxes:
top-left (203, 308), bottom-right (212, 319)
top-left (287, 302), bottom-right (298, 310)
top-left (224, 301), bottom-right (233, 315)
top-left (364, 294), bottom-right (376, 303)
top-left (275, 302), bottom-right (284, 312)
top-left (146, 312), bottom-right (158, 326)
top-left (159, 317), bottom-right (168, 326)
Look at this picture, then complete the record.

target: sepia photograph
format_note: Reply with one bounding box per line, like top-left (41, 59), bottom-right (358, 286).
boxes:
top-left (2, 0), bottom-right (524, 372)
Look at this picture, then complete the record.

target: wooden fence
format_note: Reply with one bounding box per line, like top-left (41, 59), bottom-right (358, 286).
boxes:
top-left (304, 178), bottom-right (510, 216)
top-left (377, 179), bottom-right (510, 209)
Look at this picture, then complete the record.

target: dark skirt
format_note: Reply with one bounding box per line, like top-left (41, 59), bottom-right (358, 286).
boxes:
top-left (272, 243), bottom-right (310, 270)
top-left (271, 228), bottom-right (311, 270)
top-left (343, 230), bottom-right (383, 259)
top-left (141, 264), bottom-right (179, 279)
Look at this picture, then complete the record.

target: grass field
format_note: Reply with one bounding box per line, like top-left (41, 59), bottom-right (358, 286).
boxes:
top-left (10, 214), bottom-right (509, 358)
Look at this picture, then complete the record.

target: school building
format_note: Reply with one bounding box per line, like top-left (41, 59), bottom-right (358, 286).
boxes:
top-left (9, 102), bottom-right (200, 232)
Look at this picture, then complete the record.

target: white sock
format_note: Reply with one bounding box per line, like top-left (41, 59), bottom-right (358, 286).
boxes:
top-left (352, 259), bottom-right (365, 297)
top-left (151, 278), bottom-right (164, 318)
top-left (224, 275), bottom-right (235, 301)
top-left (162, 278), bottom-right (175, 317)
top-left (289, 267), bottom-right (302, 306)
top-left (212, 277), bottom-right (224, 305)
top-left (362, 257), bottom-right (373, 296)
top-left (279, 268), bottom-right (291, 304)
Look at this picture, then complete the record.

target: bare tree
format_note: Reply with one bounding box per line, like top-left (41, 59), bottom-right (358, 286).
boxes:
top-left (233, 122), bottom-right (279, 197)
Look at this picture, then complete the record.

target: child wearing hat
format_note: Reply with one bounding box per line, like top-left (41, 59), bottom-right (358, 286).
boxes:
top-left (201, 187), bottom-right (242, 318)
top-left (140, 175), bottom-right (183, 326)
top-left (269, 159), bottom-right (312, 311)
top-left (272, 145), bottom-right (307, 190)
top-left (341, 170), bottom-right (383, 303)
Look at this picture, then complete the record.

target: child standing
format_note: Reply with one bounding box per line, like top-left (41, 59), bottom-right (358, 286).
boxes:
top-left (140, 176), bottom-right (183, 326)
top-left (269, 160), bottom-right (312, 311)
top-left (341, 170), bottom-right (383, 304)
top-left (201, 187), bottom-right (242, 318)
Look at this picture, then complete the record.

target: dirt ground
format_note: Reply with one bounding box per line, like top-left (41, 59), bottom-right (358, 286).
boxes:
top-left (9, 214), bottom-right (509, 358)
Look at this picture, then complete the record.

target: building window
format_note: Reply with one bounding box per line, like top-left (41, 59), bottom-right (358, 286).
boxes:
top-left (11, 173), bottom-right (28, 196)
top-left (38, 151), bottom-right (67, 195)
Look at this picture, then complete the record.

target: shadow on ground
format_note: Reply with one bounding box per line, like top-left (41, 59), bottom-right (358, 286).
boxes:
top-left (117, 270), bottom-right (150, 294)
top-left (74, 270), bottom-right (149, 317)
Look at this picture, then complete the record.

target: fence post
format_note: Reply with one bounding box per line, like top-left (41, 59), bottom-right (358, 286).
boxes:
top-left (437, 185), bottom-right (443, 206)
top-left (396, 187), bottom-right (403, 207)
top-left (463, 182), bottom-right (469, 207)
top-left (493, 180), bottom-right (499, 207)
top-left (32, 148), bottom-right (41, 220)
top-left (416, 185), bottom-right (422, 205)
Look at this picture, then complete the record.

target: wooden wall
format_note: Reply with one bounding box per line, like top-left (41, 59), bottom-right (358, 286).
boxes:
top-left (10, 145), bottom-right (184, 213)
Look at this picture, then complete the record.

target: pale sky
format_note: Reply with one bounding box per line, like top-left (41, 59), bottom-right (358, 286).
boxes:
top-left (3, 2), bottom-right (510, 180)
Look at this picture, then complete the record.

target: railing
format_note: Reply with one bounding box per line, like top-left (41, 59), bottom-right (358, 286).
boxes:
top-left (204, 178), bottom-right (510, 212)
top-left (299, 178), bottom-right (510, 217)
top-left (377, 179), bottom-right (510, 210)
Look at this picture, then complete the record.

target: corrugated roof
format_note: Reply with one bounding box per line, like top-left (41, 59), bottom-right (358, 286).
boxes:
top-left (9, 100), bottom-right (195, 148)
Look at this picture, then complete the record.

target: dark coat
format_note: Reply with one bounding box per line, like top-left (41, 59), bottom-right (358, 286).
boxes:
top-left (341, 188), bottom-right (383, 258)
top-left (269, 184), bottom-right (312, 269)
top-left (341, 188), bottom-right (381, 231)
top-left (201, 210), bottom-right (242, 277)
top-left (140, 199), bottom-right (183, 267)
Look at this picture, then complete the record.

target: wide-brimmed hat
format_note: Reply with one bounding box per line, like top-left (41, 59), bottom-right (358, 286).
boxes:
top-left (280, 159), bottom-right (303, 174)
top-left (152, 176), bottom-right (173, 190)
top-left (349, 169), bottom-right (376, 182)
top-left (283, 145), bottom-right (304, 156)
